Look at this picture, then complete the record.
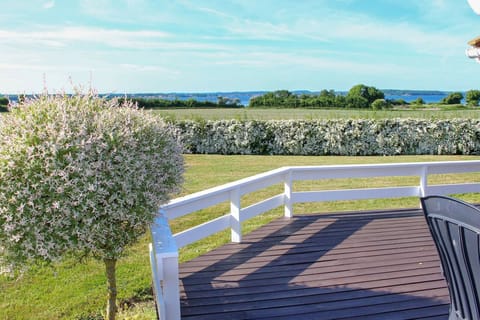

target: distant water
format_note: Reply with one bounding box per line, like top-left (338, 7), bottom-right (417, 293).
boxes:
top-left (384, 94), bottom-right (450, 104)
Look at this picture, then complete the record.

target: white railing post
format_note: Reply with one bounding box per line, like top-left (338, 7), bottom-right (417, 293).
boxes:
top-left (149, 244), bottom-right (166, 320)
top-left (419, 165), bottom-right (428, 197)
top-left (230, 188), bottom-right (242, 243)
top-left (284, 169), bottom-right (293, 218)
top-left (161, 255), bottom-right (180, 320)
top-left (150, 212), bottom-right (181, 320)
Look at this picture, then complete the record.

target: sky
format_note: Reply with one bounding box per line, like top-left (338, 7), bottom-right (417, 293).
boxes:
top-left (1, 0), bottom-right (480, 94)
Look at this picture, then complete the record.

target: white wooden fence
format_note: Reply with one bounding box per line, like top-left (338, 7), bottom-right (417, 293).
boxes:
top-left (149, 160), bottom-right (480, 319)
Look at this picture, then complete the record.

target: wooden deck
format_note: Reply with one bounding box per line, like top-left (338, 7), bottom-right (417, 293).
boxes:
top-left (178, 208), bottom-right (450, 319)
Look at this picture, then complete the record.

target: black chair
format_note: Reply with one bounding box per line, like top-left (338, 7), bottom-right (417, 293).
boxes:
top-left (421, 195), bottom-right (480, 320)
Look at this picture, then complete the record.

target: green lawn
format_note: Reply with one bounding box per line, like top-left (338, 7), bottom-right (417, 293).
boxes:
top-left (2, 154), bottom-right (480, 319)
top-left (152, 107), bottom-right (480, 121)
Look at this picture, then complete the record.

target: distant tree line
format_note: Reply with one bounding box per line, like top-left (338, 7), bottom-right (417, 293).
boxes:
top-left (249, 84), bottom-right (388, 109)
top-left (122, 96), bottom-right (243, 109)
top-left (249, 85), bottom-right (480, 109)
top-left (438, 90), bottom-right (480, 106)
top-left (0, 95), bottom-right (244, 111)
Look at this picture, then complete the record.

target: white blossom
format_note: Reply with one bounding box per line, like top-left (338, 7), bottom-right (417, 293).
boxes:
top-left (0, 92), bottom-right (184, 270)
top-left (173, 119), bottom-right (480, 156)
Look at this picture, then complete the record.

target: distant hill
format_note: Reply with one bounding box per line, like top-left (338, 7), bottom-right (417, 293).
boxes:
top-left (381, 89), bottom-right (447, 96)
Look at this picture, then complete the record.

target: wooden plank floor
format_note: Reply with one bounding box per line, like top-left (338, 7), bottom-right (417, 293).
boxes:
top-left (178, 208), bottom-right (450, 319)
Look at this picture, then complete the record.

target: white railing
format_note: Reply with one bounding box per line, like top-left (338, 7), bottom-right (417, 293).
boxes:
top-left (149, 160), bottom-right (480, 319)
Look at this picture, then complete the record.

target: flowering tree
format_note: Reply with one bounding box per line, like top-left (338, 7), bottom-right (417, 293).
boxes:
top-left (0, 92), bottom-right (184, 320)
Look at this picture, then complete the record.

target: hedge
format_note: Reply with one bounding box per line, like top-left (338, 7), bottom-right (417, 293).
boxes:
top-left (169, 119), bottom-right (480, 156)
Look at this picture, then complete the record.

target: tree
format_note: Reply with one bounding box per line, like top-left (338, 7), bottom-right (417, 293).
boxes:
top-left (412, 97), bottom-right (425, 105)
top-left (185, 98), bottom-right (198, 108)
top-left (0, 96), bottom-right (8, 112)
top-left (273, 90), bottom-right (293, 99)
top-left (441, 92), bottom-right (464, 105)
top-left (217, 96), bottom-right (241, 107)
top-left (466, 90), bottom-right (480, 106)
top-left (346, 84), bottom-right (384, 108)
top-left (389, 99), bottom-right (408, 106)
top-left (0, 92), bottom-right (184, 320)
top-left (371, 98), bottom-right (390, 110)
top-left (334, 95), bottom-right (347, 108)
top-left (345, 95), bottom-right (369, 109)
top-left (314, 90), bottom-right (336, 108)
top-left (17, 93), bottom-right (26, 104)
top-left (0, 96), bottom-right (8, 106)
top-left (217, 96), bottom-right (228, 106)
top-left (248, 90), bottom-right (296, 108)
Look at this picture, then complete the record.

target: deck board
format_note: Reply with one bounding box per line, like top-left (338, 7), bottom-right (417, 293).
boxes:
top-left (179, 208), bottom-right (450, 319)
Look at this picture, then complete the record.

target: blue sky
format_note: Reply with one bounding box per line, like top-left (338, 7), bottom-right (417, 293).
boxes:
top-left (1, 0), bottom-right (480, 93)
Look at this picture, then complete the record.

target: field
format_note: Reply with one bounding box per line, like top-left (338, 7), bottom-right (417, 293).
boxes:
top-left (2, 154), bottom-right (480, 319)
top-left (153, 107), bottom-right (480, 121)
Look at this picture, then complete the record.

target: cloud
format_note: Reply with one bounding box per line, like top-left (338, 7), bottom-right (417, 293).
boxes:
top-left (190, 4), bottom-right (462, 57)
top-left (249, 11), bottom-right (461, 55)
top-left (119, 63), bottom-right (180, 75)
top-left (178, 0), bottom-right (234, 19)
top-left (43, 0), bottom-right (55, 9)
top-left (0, 25), bottom-right (238, 56)
top-left (226, 19), bottom-right (329, 42)
top-left (323, 17), bottom-right (462, 56)
top-left (0, 26), bottom-right (173, 49)
top-left (214, 51), bottom-right (411, 74)
top-left (79, 0), bottom-right (111, 17)
top-left (78, 0), bottom-right (179, 25)
top-left (0, 63), bottom-right (49, 71)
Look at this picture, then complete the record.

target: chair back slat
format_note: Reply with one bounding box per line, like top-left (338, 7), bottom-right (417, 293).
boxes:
top-left (448, 222), bottom-right (472, 319)
top-left (421, 196), bottom-right (480, 320)
top-left (432, 219), bottom-right (464, 317)
top-left (464, 230), bottom-right (480, 316)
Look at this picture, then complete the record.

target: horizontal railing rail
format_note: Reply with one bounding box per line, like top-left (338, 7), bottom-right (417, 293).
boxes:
top-left (150, 160), bottom-right (480, 319)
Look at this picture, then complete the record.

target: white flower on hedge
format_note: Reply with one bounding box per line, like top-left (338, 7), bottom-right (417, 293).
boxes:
top-left (174, 118), bottom-right (480, 156)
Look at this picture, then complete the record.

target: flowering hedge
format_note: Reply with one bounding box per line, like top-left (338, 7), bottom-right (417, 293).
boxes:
top-left (171, 119), bottom-right (480, 155)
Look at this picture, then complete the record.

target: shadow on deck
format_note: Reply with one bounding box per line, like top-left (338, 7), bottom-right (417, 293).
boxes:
top-left (178, 208), bottom-right (450, 320)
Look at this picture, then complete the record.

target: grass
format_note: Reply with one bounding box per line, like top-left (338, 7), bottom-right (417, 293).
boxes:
top-left (2, 154), bottom-right (480, 319)
top-left (152, 107), bottom-right (480, 121)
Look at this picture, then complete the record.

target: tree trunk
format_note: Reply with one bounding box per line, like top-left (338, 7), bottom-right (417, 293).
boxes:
top-left (104, 258), bottom-right (118, 320)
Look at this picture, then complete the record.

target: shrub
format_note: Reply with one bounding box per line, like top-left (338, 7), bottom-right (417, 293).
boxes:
top-left (466, 89), bottom-right (480, 106)
top-left (0, 96), bottom-right (9, 112)
top-left (371, 99), bottom-right (389, 110)
top-left (0, 96), bottom-right (8, 106)
top-left (390, 99), bottom-right (408, 106)
top-left (412, 97), bottom-right (425, 105)
top-left (441, 92), bottom-right (464, 105)
top-left (0, 92), bottom-right (184, 319)
top-left (345, 95), bottom-right (369, 109)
